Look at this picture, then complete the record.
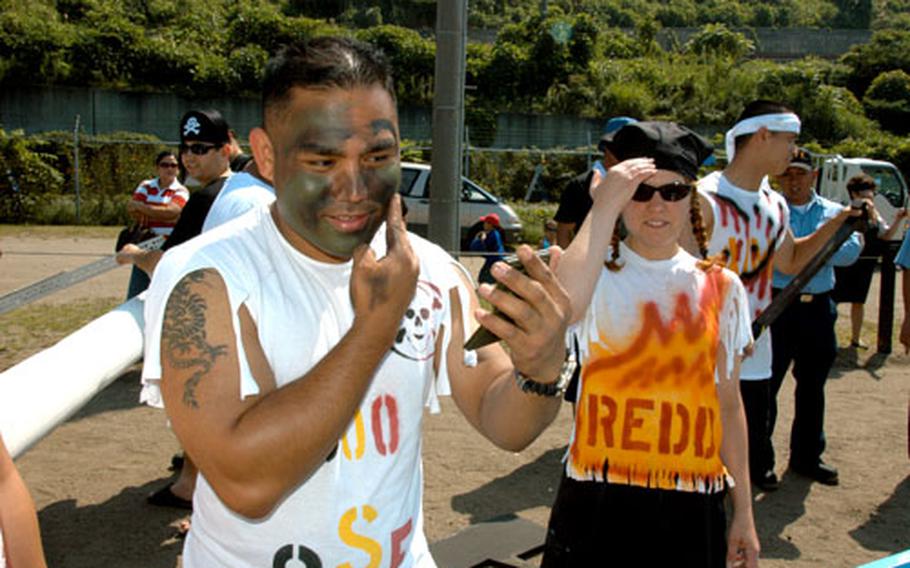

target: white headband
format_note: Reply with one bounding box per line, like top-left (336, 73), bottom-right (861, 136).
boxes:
top-left (725, 112), bottom-right (801, 161)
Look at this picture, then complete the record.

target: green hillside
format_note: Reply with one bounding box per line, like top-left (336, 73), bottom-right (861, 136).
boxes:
top-left (1, 1), bottom-right (909, 171)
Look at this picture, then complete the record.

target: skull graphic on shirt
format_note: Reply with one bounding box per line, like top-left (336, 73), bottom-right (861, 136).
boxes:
top-left (392, 280), bottom-right (444, 361)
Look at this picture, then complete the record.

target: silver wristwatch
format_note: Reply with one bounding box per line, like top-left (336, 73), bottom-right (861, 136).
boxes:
top-left (514, 350), bottom-right (578, 398)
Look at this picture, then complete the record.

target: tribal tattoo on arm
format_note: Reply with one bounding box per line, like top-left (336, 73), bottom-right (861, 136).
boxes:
top-left (162, 269), bottom-right (228, 409)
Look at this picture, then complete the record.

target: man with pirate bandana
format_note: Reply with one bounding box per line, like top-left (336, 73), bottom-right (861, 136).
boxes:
top-left (139, 37), bottom-right (571, 567)
top-left (684, 100), bottom-right (859, 491)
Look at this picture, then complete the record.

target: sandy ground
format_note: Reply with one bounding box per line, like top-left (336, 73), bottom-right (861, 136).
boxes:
top-left (1, 234), bottom-right (909, 567)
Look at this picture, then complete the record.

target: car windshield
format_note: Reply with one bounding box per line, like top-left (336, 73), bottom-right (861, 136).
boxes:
top-left (462, 180), bottom-right (495, 203)
top-left (860, 165), bottom-right (906, 208)
top-left (398, 167), bottom-right (421, 196)
top-left (423, 174), bottom-right (497, 203)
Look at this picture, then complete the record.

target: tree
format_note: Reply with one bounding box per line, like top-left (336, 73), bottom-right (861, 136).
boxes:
top-left (355, 25), bottom-right (435, 104)
top-left (834, 0), bottom-right (873, 28)
top-left (683, 23), bottom-right (755, 61)
top-left (863, 69), bottom-right (910, 134)
top-left (841, 30), bottom-right (910, 97)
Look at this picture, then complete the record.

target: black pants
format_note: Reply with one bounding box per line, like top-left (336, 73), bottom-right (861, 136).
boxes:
top-left (542, 477), bottom-right (727, 567)
top-left (740, 378), bottom-right (773, 477)
top-left (769, 290), bottom-right (837, 469)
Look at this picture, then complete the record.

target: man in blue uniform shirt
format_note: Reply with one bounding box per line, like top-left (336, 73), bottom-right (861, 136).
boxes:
top-left (896, 229), bottom-right (910, 353)
top-left (768, 148), bottom-right (864, 487)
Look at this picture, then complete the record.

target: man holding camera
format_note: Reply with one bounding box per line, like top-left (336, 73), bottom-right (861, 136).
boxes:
top-left (768, 147), bottom-right (864, 486)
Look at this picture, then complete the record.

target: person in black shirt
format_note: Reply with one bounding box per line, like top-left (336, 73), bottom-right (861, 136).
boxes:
top-left (554, 117), bottom-right (636, 405)
top-left (554, 117), bottom-right (636, 248)
top-left (117, 109), bottom-right (233, 273)
top-left (228, 129), bottom-right (254, 173)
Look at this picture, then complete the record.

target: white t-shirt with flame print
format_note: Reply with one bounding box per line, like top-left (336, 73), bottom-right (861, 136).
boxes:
top-left (698, 171), bottom-right (789, 380)
top-left (568, 243), bottom-right (752, 494)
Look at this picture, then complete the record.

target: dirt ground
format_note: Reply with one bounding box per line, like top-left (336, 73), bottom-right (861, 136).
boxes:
top-left (1, 233), bottom-right (909, 568)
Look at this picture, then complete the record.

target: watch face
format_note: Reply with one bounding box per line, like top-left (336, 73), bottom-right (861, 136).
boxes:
top-left (556, 353), bottom-right (579, 392)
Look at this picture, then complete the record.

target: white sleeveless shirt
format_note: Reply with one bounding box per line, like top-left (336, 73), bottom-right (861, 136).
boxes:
top-left (142, 207), bottom-right (473, 568)
top-left (698, 171), bottom-right (789, 380)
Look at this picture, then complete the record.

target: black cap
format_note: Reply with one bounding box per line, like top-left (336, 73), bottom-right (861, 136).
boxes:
top-left (789, 147), bottom-right (814, 171)
top-left (601, 121), bottom-right (713, 180)
top-left (179, 109), bottom-right (230, 145)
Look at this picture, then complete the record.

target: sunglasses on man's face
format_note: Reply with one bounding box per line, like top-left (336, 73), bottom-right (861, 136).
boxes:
top-left (631, 182), bottom-right (694, 202)
top-left (180, 143), bottom-right (221, 156)
top-left (158, 162), bottom-right (179, 168)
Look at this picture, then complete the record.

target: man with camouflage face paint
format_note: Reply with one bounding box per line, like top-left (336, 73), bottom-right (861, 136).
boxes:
top-left (140, 37), bottom-right (572, 567)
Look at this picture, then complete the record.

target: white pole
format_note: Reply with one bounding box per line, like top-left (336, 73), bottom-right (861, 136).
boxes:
top-left (0, 297), bottom-right (145, 458)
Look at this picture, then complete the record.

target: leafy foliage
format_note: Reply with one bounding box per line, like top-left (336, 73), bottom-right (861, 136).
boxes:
top-left (2, 1), bottom-right (910, 224)
top-left (0, 128), bottom-right (64, 222)
top-left (683, 23), bottom-right (755, 60)
top-left (863, 69), bottom-right (910, 134)
top-left (841, 30), bottom-right (910, 97)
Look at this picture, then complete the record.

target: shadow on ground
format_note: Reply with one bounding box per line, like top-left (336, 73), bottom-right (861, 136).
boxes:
top-left (849, 475), bottom-right (910, 554)
top-left (831, 347), bottom-right (892, 380)
top-left (752, 471), bottom-right (814, 560)
top-left (68, 366), bottom-right (145, 422)
top-left (38, 477), bottom-right (184, 568)
top-left (450, 447), bottom-right (564, 524)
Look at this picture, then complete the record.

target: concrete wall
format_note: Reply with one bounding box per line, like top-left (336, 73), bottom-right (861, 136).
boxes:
top-left (657, 27), bottom-right (872, 59)
top-left (469, 27), bottom-right (872, 60)
top-left (0, 85), bottom-right (603, 149)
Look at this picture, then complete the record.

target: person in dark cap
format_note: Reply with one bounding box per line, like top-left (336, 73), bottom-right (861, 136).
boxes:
top-left (118, 109), bottom-right (235, 277)
top-left (469, 212), bottom-right (506, 284)
top-left (163, 109), bottom-right (234, 247)
top-left (548, 121), bottom-right (759, 568)
top-left (118, 109), bottom-right (235, 513)
top-left (554, 116), bottom-right (637, 249)
top-left (767, 148), bottom-right (864, 487)
top-left (687, 100), bottom-right (860, 492)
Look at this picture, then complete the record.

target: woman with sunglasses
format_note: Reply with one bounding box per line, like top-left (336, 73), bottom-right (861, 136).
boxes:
top-left (123, 150), bottom-right (189, 298)
top-left (544, 122), bottom-right (759, 567)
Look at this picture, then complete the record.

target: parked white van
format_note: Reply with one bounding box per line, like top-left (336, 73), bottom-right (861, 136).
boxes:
top-left (816, 155), bottom-right (908, 239)
top-left (398, 161), bottom-right (523, 248)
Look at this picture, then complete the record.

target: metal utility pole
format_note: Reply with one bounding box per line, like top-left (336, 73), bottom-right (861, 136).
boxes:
top-left (428, 0), bottom-right (467, 255)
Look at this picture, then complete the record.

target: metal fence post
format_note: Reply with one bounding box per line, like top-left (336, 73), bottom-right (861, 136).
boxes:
top-left (464, 125), bottom-right (470, 180)
top-left (74, 114), bottom-right (81, 224)
top-left (877, 242), bottom-right (899, 354)
top-left (586, 131), bottom-right (592, 170)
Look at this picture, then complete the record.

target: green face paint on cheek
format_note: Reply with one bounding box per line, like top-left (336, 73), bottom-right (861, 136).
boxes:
top-left (272, 89), bottom-right (402, 260)
top-left (369, 163), bottom-right (401, 207)
top-left (277, 163), bottom-right (402, 260)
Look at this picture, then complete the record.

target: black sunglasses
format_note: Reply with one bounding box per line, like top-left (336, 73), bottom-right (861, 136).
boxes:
top-left (180, 143), bottom-right (221, 156)
top-left (632, 182), bottom-right (694, 202)
top-left (157, 161), bottom-right (179, 168)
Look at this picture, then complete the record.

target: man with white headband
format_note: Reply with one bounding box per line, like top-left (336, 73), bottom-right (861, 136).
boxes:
top-left (684, 100), bottom-right (857, 492)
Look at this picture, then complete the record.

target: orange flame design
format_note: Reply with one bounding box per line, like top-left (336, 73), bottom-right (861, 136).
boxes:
top-left (569, 270), bottom-right (730, 492)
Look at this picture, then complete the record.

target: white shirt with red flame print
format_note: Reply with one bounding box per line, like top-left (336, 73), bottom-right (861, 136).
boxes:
top-left (698, 171), bottom-right (788, 380)
top-left (568, 243), bottom-right (752, 494)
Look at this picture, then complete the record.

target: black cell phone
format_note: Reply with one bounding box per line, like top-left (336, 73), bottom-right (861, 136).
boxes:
top-left (464, 249), bottom-right (552, 350)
